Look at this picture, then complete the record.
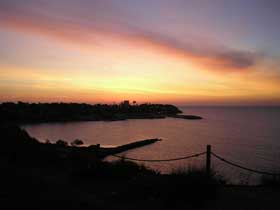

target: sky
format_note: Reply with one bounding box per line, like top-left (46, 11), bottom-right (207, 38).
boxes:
top-left (0, 0), bottom-right (280, 105)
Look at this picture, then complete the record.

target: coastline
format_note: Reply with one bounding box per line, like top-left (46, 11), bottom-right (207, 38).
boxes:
top-left (1, 125), bottom-right (279, 210)
top-left (0, 102), bottom-right (202, 125)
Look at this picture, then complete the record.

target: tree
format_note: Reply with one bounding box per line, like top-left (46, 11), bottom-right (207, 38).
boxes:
top-left (70, 139), bottom-right (84, 147)
top-left (55, 139), bottom-right (68, 147)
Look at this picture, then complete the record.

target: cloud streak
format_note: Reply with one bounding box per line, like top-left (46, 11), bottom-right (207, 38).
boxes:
top-left (0, 0), bottom-right (260, 73)
top-left (123, 28), bottom-right (259, 72)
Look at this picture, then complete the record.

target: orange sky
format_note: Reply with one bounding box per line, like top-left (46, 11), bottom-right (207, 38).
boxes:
top-left (1, 0), bottom-right (280, 105)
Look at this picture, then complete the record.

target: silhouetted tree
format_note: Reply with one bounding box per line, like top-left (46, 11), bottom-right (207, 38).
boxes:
top-left (55, 139), bottom-right (68, 147)
top-left (70, 139), bottom-right (84, 147)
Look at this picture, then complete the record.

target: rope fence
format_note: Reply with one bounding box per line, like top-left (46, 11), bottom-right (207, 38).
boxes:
top-left (111, 152), bottom-right (206, 162)
top-left (110, 145), bottom-right (280, 176)
top-left (211, 152), bottom-right (280, 176)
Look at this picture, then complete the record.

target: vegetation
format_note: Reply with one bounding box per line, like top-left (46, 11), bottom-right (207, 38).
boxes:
top-left (260, 174), bottom-right (280, 187)
top-left (71, 139), bottom-right (84, 147)
top-left (170, 166), bottom-right (227, 185)
top-left (0, 125), bottom-right (224, 209)
top-left (56, 139), bottom-right (68, 147)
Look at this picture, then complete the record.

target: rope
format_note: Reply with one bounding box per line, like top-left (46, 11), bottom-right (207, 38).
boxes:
top-left (111, 152), bottom-right (206, 162)
top-left (110, 148), bottom-right (280, 176)
top-left (211, 152), bottom-right (280, 176)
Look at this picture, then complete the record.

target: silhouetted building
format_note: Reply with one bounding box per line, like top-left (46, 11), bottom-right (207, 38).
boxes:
top-left (122, 100), bottom-right (130, 109)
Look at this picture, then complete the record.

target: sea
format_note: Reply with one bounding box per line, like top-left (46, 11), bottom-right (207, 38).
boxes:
top-left (22, 106), bottom-right (280, 184)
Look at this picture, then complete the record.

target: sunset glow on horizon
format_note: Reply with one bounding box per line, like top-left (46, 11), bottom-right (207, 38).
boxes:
top-left (1, 0), bottom-right (280, 105)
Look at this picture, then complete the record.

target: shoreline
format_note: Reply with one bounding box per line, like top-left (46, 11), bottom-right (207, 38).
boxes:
top-left (17, 114), bottom-right (203, 126)
top-left (0, 102), bottom-right (202, 125)
top-left (1, 125), bottom-right (279, 210)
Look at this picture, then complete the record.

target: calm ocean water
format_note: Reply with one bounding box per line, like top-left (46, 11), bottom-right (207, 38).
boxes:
top-left (22, 106), bottom-right (280, 184)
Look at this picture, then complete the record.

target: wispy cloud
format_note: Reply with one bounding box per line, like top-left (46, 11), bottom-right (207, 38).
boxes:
top-left (0, 0), bottom-right (260, 73)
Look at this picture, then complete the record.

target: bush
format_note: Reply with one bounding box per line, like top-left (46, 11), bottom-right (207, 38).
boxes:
top-left (70, 139), bottom-right (84, 147)
top-left (55, 139), bottom-right (68, 147)
top-left (45, 139), bottom-right (51, 144)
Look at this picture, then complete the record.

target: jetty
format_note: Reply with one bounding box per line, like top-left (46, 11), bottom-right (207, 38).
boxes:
top-left (169, 114), bottom-right (203, 120)
top-left (93, 138), bottom-right (162, 158)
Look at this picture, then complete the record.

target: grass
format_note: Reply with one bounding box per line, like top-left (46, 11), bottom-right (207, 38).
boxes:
top-left (260, 174), bottom-right (280, 187)
top-left (170, 166), bottom-right (227, 185)
top-left (161, 166), bottom-right (227, 207)
top-left (76, 158), bottom-right (159, 180)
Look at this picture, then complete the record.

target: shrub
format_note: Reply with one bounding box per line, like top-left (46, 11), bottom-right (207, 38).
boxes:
top-left (70, 139), bottom-right (84, 147)
top-left (45, 139), bottom-right (51, 144)
top-left (55, 139), bottom-right (68, 147)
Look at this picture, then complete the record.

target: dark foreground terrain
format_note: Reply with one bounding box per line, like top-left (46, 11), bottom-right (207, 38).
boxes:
top-left (0, 125), bottom-right (279, 209)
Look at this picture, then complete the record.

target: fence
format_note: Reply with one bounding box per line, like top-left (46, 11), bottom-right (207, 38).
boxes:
top-left (111, 145), bottom-right (280, 177)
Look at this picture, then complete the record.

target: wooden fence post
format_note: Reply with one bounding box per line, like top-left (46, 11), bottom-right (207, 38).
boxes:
top-left (206, 145), bottom-right (211, 176)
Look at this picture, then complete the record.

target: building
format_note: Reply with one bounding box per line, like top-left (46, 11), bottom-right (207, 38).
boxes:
top-left (123, 100), bottom-right (130, 108)
top-left (120, 100), bottom-right (130, 109)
